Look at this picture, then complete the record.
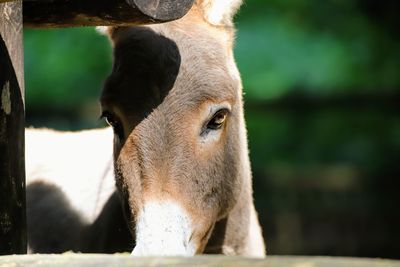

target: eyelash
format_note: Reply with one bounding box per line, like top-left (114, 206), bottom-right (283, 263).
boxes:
top-left (201, 109), bottom-right (229, 135)
top-left (101, 111), bottom-right (124, 139)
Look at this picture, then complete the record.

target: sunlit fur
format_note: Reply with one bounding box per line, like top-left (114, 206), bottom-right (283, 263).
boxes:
top-left (26, 0), bottom-right (265, 257)
top-left (26, 128), bottom-right (133, 253)
top-left (100, 1), bottom-right (265, 256)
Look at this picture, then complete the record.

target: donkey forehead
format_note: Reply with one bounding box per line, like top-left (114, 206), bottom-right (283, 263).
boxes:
top-left (100, 26), bottom-right (237, 115)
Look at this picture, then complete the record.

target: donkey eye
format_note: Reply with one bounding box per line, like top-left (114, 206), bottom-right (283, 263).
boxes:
top-left (101, 111), bottom-right (117, 127)
top-left (101, 111), bottom-right (124, 139)
top-left (207, 109), bottom-right (228, 130)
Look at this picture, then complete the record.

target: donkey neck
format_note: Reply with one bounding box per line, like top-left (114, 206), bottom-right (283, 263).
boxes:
top-left (204, 169), bottom-right (264, 256)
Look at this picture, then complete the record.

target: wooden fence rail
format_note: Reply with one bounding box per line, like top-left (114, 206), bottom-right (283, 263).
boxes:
top-left (0, 0), bottom-right (195, 27)
top-left (0, 255), bottom-right (399, 267)
top-left (23, 0), bottom-right (194, 28)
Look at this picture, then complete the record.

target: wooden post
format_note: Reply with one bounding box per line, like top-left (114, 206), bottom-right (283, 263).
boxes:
top-left (0, 0), bottom-right (27, 255)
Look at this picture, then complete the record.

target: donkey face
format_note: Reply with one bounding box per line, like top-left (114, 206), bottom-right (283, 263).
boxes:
top-left (100, 2), bottom-right (250, 256)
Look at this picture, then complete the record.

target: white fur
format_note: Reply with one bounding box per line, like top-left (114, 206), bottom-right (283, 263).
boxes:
top-left (200, 0), bottom-right (243, 26)
top-left (25, 127), bottom-right (116, 223)
top-left (132, 201), bottom-right (196, 256)
top-left (96, 26), bottom-right (108, 35)
top-left (245, 206), bottom-right (267, 257)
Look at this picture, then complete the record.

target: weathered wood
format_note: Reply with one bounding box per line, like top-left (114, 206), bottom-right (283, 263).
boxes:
top-left (23, 0), bottom-right (195, 28)
top-left (0, 0), bottom-right (26, 255)
top-left (0, 2), bottom-right (24, 94)
top-left (0, 255), bottom-right (399, 267)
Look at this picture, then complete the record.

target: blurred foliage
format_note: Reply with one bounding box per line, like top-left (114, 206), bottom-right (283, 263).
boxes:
top-left (25, 28), bottom-right (111, 109)
top-left (24, 0), bottom-right (400, 259)
top-left (234, 0), bottom-right (400, 100)
top-left (24, 28), bottom-right (112, 128)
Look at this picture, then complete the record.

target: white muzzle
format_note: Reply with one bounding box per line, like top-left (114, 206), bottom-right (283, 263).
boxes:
top-left (131, 201), bottom-right (196, 256)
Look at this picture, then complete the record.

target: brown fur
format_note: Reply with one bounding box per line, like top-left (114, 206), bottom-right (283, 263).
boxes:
top-left (26, 0), bottom-right (265, 256)
top-left (100, 1), bottom-right (265, 256)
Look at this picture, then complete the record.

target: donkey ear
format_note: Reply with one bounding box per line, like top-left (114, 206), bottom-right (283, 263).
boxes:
top-left (96, 26), bottom-right (124, 45)
top-left (199, 0), bottom-right (243, 26)
top-left (96, 26), bottom-right (115, 43)
top-left (96, 26), bottom-right (110, 36)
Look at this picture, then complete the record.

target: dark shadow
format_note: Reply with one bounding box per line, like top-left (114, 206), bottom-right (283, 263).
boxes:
top-left (0, 32), bottom-right (26, 255)
top-left (101, 26), bottom-right (181, 134)
top-left (27, 181), bottom-right (132, 253)
top-left (204, 218), bottom-right (228, 254)
top-left (79, 191), bottom-right (133, 253)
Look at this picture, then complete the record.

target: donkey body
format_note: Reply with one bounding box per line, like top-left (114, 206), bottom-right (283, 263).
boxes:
top-left (27, 0), bottom-right (265, 257)
top-left (26, 128), bottom-right (132, 253)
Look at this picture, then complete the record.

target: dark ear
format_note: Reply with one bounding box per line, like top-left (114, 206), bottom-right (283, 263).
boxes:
top-left (97, 26), bottom-right (114, 43)
top-left (198, 0), bottom-right (243, 26)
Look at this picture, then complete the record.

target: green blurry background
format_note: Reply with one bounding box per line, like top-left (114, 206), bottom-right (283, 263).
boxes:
top-left (24, 0), bottom-right (400, 259)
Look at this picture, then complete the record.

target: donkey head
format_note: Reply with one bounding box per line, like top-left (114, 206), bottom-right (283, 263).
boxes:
top-left (100, 0), bottom-right (260, 256)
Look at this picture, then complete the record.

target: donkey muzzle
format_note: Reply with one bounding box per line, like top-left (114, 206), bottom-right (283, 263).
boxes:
top-left (131, 200), bottom-right (197, 256)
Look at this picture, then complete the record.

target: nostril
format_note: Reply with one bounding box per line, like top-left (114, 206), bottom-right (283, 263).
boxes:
top-left (200, 225), bottom-right (213, 243)
top-left (183, 231), bottom-right (192, 248)
top-left (188, 231), bottom-right (194, 244)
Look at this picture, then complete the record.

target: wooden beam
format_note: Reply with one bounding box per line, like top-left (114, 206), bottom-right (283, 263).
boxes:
top-left (23, 0), bottom-right (195, 28)
top-left (0, 255), bottom-right (400, 267)
top-left (0, 0), bottom-right (27, 255)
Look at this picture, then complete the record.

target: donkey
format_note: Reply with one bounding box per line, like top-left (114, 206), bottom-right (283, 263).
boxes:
top-left (26, 0), bottom-right (265, 256)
